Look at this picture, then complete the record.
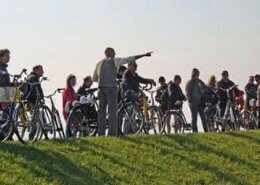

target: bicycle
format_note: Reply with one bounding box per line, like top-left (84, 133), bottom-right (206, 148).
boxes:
top-left (0, 68), bottom-right (28, 143)
top-left (204, 103), bottom-right (219, 132)
top-left (66, 88), bottom-right (99, 138)
top-left (241, 99), bottom-right (258, 130)
top-left (217, 85), bottom-right (245, 132)
top-left (118, 89), bottom-right (145, 135)
top-left (139, 84), bottom-right (163, 134)
top-left (160, 103), bottom-right (192, 134)
top-left (13, 77), bottom-right (56, 143)
top-left (45, 88), bottom-right (66, 139)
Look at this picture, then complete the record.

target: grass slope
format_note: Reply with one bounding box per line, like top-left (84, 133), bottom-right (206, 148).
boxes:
top-left (0, 131), bottom-right (259, 185)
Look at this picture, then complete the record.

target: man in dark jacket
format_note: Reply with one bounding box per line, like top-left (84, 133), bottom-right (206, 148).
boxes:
top-left (155, 76), bottom-right (168, 112)
top-left (77, 76), bottom-right (93, 96)
top-left (245, 76), bottom-right (257, 109)
top-left (123, 61), bottom-right (156, 95)
top-left (217, 71), bottom-right (236, 117)
top-left (168, 75), bottom-right (186, 110)
top-left (185, 68), bottom-right (208, 132)
top-left (0, 49), bottom-right (11, 87)
top-left (255, 74), bottom-right (260, 129)
top-left (25, 65), bottom-right (44, 105)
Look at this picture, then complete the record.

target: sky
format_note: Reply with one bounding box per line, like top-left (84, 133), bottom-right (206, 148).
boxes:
top-left (1, 0), bottom-right (259, 130)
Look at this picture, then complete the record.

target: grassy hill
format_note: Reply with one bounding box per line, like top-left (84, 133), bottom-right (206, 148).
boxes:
top-left (0, 131), bottom-right (259, 185)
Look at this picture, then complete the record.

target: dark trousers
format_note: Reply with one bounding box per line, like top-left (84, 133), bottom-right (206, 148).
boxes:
top-left (190, 104), bottom-right (208, 133)
top-left (257, 107), bottom-right (260, 129)
top-left (98, 87), bottom-right (118, 136)
top-left (220, 100), bottom-right (228, 118)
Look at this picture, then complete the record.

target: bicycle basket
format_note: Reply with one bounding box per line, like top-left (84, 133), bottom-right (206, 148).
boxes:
top-left (0, 87), bottom-right (14, 103)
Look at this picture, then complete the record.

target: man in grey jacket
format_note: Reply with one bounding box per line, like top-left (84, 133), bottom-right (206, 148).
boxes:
top-left (93, 47), bottom-right (153, 136)
top-left (185, 68), bottom-right (208, 132)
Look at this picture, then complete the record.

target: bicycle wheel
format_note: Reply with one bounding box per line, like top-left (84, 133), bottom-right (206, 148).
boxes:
top-left (205, 107), bottom-right (218, 132)
top-left (39, 106), bottom-right (56, 140)
top-left (148, 106), bottom-right (163, 134)
top-left (0, 108), bottom-right (12, 141)
top-left (242, 110), bottom-right (257, 130)
top-left (173, 113), bottom-right (185, 134)
top-left (66, 108), bottom-right (84, 138)
top-left (13, 103), bottom-right (40, 143)
top-left (160, 113), bottom-right (172, 134)
top-left (119, 103), bottom-right (144, 135)
top-left (54, 110), bottom-right (66, 139)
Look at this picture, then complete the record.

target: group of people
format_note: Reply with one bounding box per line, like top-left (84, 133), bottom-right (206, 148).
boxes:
top-left (1, 48), bottom-right (260, 137)
top-left (156, 69), bottom-right (260, 133)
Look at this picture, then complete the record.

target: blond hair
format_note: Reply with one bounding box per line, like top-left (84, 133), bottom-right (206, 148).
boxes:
top-left (208, 75), bottom-right (216, 86)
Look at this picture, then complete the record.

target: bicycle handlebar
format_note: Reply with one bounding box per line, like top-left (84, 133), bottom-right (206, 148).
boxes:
top-left (45, 88), bottom-right (65, 99)
top-left (9, 68), bottom-right (28, 81)
top-left (26, 77), bottom-right (48, 86)
top-left (219, 84), bottom-right (238, 92)
top-left (140, 83), bottom-right (153, 92)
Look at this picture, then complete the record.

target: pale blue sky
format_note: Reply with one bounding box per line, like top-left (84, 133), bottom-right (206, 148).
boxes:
top-left (1, 0), bottom-right (259, 128)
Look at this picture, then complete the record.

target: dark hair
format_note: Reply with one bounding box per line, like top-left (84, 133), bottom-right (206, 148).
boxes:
top-left (158, 76), bottom-right (166, 83)
top-left (32, 65), bottom-right (43, 72)
top-left (105, 47), bottom-right (114, 54)
top-left (174, 75), bottom-right (181, 82)
top-left (83, 76), bottom-right (92, 83)
top-left (255, 74), bottom-right (260, 79)
top-left (0, 49), bottom-right (10, 57)
top-left (66, 74), bottom-right (76, 88)
top-left (118, 65), bottom-right (127, 73)
top-left (222, 70), bottom-right (229, 76)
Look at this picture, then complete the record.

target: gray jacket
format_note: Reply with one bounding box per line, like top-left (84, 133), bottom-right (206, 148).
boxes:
top-left (185, 79), bottom-right (206, 105)
top-left (93, 56), bottom-right (135, 87)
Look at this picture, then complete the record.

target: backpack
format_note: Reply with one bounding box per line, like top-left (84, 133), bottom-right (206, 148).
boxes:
top-left (18, 82), bottom-right (30, 99)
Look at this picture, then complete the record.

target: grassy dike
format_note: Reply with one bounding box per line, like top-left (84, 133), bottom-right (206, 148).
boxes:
top-left (0, 130), bottom-right (259, 185)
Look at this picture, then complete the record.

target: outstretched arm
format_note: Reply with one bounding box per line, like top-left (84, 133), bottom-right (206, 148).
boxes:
top-left (115, 52), bottom-right (153, 67)
top-left (134, 52), bottom-right (153, 60)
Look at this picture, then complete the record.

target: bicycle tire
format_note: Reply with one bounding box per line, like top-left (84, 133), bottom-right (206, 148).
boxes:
top-left (119, 103), bottom-right (144, 135)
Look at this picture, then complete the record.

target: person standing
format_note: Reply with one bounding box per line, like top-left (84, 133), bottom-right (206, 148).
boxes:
top-left (255, 74), bottom-right (260, 129)
top-left (217, 71), bottom-right (236, 117)
top-left (185, 68), bottom-right (208, 132)
top-left (155, 76), bottom-right (168, 113)
top-left (245, 76), bottom-right (257, 110)
top-left (62, 74), bottom-right (77, 120)
top-left (93, 47), bottom-right (153, 136)
top-left (25, 65), bottom-right (45, 105)
top-left (0, 49), bottom-right (11, 88)
top-left (0, 49), bottom-right (13, 103)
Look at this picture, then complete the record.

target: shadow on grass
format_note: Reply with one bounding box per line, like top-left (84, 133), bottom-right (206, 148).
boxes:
top-left (226, 131), bottom-right (260, 145)
top-left (0, 143), bottom-right (116, 185)
top-left (119, 135), bottom-right (252, 185)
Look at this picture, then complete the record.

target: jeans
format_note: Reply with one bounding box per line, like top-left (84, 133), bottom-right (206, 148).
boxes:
top-left (190, 104), bottom-right (208, 132)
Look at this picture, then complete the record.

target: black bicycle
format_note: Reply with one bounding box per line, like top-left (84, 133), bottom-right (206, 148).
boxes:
top-left (66, 88), bottom-right (98, 138)
top-left (161, 104), bottom-right (192, 134)
top-left (45, 88), bottom-right (66, 139)
top-left (14, 77), bottom-right (56, 143)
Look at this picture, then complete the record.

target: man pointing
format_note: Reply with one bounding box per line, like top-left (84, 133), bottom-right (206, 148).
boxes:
top-left (93, 47), bottom-right (153, 136)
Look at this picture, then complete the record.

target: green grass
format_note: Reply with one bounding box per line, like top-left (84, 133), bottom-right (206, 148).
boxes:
top-left (0, 131), bottom-right (259, 185)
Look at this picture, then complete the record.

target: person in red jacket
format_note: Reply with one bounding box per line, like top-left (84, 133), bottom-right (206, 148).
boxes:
top-left (62, 74), bottom-right (77, 120)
